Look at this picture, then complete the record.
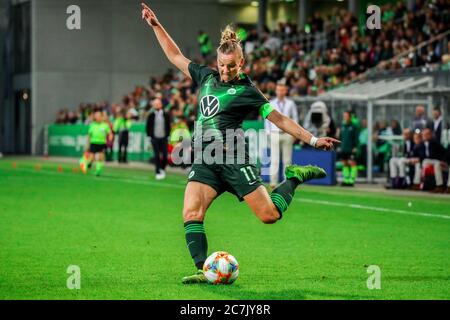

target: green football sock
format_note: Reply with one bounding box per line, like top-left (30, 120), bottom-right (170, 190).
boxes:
top-left (270, 179), bottom-right (298, 219)
top-left (350, 165), bottom-right (358, 184)
top-left (95, 161), bottom-right (104, 175)
top-left (343, 166), bottom-right (350, 183)
top-left (184, 221), bottom-right (208, 270)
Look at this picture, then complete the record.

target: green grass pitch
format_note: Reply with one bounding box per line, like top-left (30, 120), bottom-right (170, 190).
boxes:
top-left (0, 158), bottom-right (449, 300)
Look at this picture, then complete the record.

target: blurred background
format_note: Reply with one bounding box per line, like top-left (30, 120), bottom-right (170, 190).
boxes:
top-left (0, 0), bottom-right (449, 185)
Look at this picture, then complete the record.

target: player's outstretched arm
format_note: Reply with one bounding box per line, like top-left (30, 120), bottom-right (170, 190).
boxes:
top-left (141, 2), bottom-right (191, 77)
top-left (267, 110), bottom-right (340, 151)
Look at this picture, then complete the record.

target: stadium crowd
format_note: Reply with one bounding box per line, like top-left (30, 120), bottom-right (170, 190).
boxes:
top-left (55, 0), bottom-right (450, 192)
top-left (55, 0), bottom-right (450, 125)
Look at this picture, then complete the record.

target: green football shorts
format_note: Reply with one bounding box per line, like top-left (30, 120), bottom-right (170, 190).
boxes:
top-left (187, 162), bottom-right (263, 201)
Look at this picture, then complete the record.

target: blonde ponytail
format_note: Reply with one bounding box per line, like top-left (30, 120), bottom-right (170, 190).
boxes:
top-left (217, 24), bottom-right (243, 58)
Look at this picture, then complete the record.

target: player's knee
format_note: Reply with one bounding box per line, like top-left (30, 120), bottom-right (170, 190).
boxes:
top-left (259, 209), bottom-right (280, 224)
top-left (260, 215), bottom-right (278, 224)
top-left (261, 217), bottom-right (276, 224)
top-left (182, 208), bottom-right (204, 222)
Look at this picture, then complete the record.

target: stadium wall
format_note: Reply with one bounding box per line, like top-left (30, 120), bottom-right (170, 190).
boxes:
top-left (0, 0), bottom-right (7, 153)
top-left (31, 0), bottom-right (232, 155)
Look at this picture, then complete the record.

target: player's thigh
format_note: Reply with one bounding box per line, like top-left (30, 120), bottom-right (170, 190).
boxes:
top-left (97, 152), bottom-right (105, 161)
top-left (96, 148), bottom-right (106, 160)
top-left (183, 181), bottom-right (218, 222)
top-left (243, 185), bottom-right (280, 224)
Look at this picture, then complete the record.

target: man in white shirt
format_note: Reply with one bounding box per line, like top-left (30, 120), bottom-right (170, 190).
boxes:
top-left (265, 81), bottom-right (299, 189)
top-left (388, 128), bottom-right (416, 188)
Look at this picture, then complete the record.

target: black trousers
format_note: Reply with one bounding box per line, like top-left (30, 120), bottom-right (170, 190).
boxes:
top-left (118, 130), bottom-right (129, 163)
top-left (151, 137), bottom-right (168, 174)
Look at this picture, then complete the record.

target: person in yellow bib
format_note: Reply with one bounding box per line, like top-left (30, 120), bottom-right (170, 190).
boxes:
top-left (80, 110), bottom-right (113, 176)
top-left (113, 108), bottom-right (132, 163)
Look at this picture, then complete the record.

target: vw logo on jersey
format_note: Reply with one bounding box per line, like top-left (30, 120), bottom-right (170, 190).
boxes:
top-left (200, 95), bottom-right (220, 118)
top-left (227, 88), bottom-right (236, 95)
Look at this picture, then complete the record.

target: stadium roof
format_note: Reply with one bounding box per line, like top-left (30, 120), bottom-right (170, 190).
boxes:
top-left (319, 76), bottom-right (433, 101)
top-left (404, 86), bottom-right (450, 96)
top-left (307, 75), bottom-right (436, 183)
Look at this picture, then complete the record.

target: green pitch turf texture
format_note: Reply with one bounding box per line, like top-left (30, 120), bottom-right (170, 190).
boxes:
top-left (0, 158), bottom-right (449, 300)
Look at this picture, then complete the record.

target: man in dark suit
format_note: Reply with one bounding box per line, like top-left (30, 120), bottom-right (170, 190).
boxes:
top-left (146, 98), bottom-right (171, 180)
top-left (432, 107), bottom-right (443, 145)
top-left (446, 145), bottom-right (450, 193)
top-left (420, 128), bottom-right (447, 192)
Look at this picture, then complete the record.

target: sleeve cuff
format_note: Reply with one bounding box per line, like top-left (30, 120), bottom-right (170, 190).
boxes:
top-left (259, 103), bottom-right (274, 119)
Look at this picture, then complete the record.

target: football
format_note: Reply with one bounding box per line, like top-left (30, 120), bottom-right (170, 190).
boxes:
top-left (203, 251), bottom-right (239, 284)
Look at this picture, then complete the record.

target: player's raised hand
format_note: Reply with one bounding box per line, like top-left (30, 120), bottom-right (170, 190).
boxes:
top-left (316, 137), bottom-right (340, 151)
top-left (141, 2), bottom-right (159, 27)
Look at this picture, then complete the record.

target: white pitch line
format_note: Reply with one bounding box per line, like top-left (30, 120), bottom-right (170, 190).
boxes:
top-left (4, 166), bottom-right (450, 221)
top-left (2, 167), bottom-right (187, 190)
top-left (297, 198), bottom-right (450, 220)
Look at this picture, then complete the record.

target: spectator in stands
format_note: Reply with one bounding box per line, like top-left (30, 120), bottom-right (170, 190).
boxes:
top-left (421, 128), bottom-right (447, 192)
top-left (104, 111), bottom-right (114, 162)
top-left (408, 132), bottom-right (426, 190)
top-left (169, 115), bottom-right (192, 169)
top-left (198, 30), bottom-right (213, 60)
top-left (446, 145), bottom-right (450, 193)
top-left (356, 118), bottom-right (368, 169)
top-left (375, 120), bottom-right (392, 173)
top-left (113, 107), bottom-right (132, 163)
top-left (183, 95), bottom-right (198, 132)
top-left (338, 111), bottom-right (359, 187)
top-left (63, 0), bottom-right (449, 150)
top-left (390, 119), bottom-right (402, 135)
top-left (65, 111), bottom-right (79, 124)
top-left (265, 80), bottom-right (299, 189)
top-left (411, 105), bottom-right (433, 132)
top-left (442, 41), bottom-right (450, 69)
top-left (55, 109), bottom-right (68, 124)
top-left (432, 107), bottom-right (443, 145)
top-left (146, 98), bottom-right (171, 180)
top-left (303, 101), bottom-right (332, 138)
top-left (388, 128), bottom-right (415, 189)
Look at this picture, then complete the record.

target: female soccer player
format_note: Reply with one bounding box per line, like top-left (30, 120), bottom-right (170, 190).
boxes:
top-left (141, 3), bottom-right (340, 284)
top-left (79, 110), bottom-right (112, 176)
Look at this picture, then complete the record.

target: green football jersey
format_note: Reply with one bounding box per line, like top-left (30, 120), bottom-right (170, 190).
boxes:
top-left (339, 122), bottom-right (359, 153)
top-left (88, 122), bottom-right (111, 145)
top-left (188, 62), bottom-right (273, 147)
top-left (113, 117), bottom-right (131, 133)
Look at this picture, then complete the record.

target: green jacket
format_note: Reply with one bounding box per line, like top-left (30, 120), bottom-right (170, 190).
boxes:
top-left (339, 122), bottom-right (359, 153)
top-left (198, 33), bottom-right (212, 55)
top-left (113, 117), bottom-right (131, 133)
